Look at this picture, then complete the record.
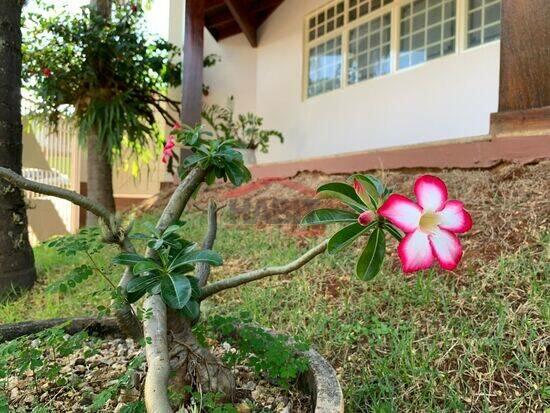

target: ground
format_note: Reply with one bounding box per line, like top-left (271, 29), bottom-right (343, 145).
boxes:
top-left (1, 162), bottom-right (549, 412)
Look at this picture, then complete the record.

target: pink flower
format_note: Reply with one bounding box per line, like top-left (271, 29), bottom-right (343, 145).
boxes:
top-left (378, 175), bottom-right (472, 273)
top-left (171, 121), bottom-right (181, 131)
top-left (162, 135), bottom-right (176, 164)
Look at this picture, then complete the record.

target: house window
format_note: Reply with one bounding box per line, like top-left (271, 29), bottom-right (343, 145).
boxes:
top-left (399, 0), bottom-right (457, 69)
top-left (348, 13), bottom-right (392, 84)
top-left (466, 0), bottom-right (501, 48)
top-left (307, 1), bottom-right (345, 42)
top-left (348, 0), bottom-right (394, 23)
top-left (307, 36), bottom-right (343, 97)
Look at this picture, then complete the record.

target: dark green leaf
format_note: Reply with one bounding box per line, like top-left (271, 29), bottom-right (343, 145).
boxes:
top-left (113, 252), bottom-right (145, 266)
top-left (160, 274), bottom-right (192, 309)
top-left (170, 250), bottom-right (223, 271)
top-left (178, 300), bottom-right (200, 321)
top-left (127, 275), bottom-right (161, 294)
top-left (301, 209), bottom-right (358, 226)
top-left (316, 182), bottom-right (366, 212)
top-left (383, 222), bottom-right (403, 241)
top-left (327, 222), bottom-right (373, 253)
top-left (133, 260), bottom-right (162, 275)
top-left (356, 228), bottom-right (386, 281)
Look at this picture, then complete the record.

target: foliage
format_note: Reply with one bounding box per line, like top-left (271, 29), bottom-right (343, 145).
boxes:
top-left (114, 221), bottom-right (222, 320)
top-left (208, 314), bottom-right (310, 387)
top-left (22, 0), bottom-right (181, 162)
top-left (173, 125), bottom-right (252, 187)
top-left (202, 97), bottom-right (284, 153)
top-left (302, 174), bottom-right (401, 280)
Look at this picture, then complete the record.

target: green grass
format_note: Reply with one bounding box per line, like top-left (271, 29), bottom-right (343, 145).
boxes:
top-left (1, 211), bottom-right (548, 412)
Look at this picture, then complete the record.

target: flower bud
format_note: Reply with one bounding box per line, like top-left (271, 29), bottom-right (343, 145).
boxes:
top-left (358, 211), bottom-right (376, 226)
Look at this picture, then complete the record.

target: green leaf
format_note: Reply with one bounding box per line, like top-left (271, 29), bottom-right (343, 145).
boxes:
top-left (133, 260), bottom-right (162, 275)
top-left (162, 224), bottom-right (183, 238)
top-left (126, 275), bottom-right (161, 294)
top-left (178, 300), bottom-right (200, 321)
top-left (113, 252), bottom-right (145, 266)
top-left (170, 250), bottom-right (223, 271)
top-left (161, 274), bottom-right (192, 309)
top-left (350, 175), bottom-right (380, 209)
top-left (316, 182), bottom-right (366, 212)
top-left (383, 222), bottom-right (403, 241)
top-left (356, 228), bottom-right (386, 281)
top-left (301, 209), bottom-right (358, 226)
top-left (350, 174), bottom-right (385, 197)
top-left (328, 222), bottom-right (374, 253)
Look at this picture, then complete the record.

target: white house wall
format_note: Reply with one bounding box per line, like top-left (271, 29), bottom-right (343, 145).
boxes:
top-left (203, 0), bottom-right (500, 164)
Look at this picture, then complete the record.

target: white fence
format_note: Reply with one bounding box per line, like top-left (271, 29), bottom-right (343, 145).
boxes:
top-left (22, 120), bottom-right (80, 240)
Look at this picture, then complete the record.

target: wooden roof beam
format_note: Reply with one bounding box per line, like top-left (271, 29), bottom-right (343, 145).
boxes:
top-left (223, 0), bottom-right (257, 47)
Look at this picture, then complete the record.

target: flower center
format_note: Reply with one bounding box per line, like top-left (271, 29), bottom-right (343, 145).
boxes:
top-left (419, 211), bottom-right (440, 233)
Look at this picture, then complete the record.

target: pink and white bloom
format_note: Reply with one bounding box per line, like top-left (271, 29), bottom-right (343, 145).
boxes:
top-left (162, 135), bottom-right (176, 164)
top-left (378, 175), bottom-right (472, 273)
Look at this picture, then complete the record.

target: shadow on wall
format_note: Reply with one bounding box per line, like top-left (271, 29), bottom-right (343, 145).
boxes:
top-left (26, 199), bottom-right (68, 245)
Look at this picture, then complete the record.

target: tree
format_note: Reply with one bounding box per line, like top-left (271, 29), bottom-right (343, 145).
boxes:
top-left (0, 0), bottom-right (37, 293)
top-left (22, 0), bottom-right (181, 225)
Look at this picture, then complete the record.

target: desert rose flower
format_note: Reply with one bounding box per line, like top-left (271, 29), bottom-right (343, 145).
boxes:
top-left (162, 135), bottom-right (176, 164)
top-left (378, 175), bottom-right (472, 273)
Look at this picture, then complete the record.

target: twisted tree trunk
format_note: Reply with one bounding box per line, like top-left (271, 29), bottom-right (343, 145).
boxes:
top-left (86, 129), bottom-right (115, 226)
top-left (86, 0), bottom-right (115, 226)
top-left (0, 0), bottom-right (36, 294)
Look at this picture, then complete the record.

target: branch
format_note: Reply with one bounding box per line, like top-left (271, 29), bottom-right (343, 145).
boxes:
top-left (197, 199), bottom-right (219, 287)
top-left (200, 240), bottom-right (329, 300)
top-left (0, 166), bottom-right (111, 223)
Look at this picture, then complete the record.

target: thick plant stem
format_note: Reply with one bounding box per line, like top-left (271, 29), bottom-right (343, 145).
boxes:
top-left (143, 295), bottom-right (172, 413)
top-left (143, 167), bottom-right (207, 413)
top-left (197, 199), bottom-right (218, 287)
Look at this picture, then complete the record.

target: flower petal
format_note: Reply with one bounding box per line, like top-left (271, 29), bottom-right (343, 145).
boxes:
top-left (414, 175), bottom-right (448, 211)
top-left (439, 200), bottom-right (473, 233)
top-left (429, 228), bottom-right (463, 271)
top-left (378, 194), bottom-right (422, 233)
top-left (398, 230), bottom-right (434, 273)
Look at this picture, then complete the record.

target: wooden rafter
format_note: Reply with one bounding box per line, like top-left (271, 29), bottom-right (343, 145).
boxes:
top-left (224, 0), bottom-right (257, 47)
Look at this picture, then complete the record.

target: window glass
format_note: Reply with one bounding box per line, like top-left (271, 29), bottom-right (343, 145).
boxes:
top-left (467, 0), bottom-right (501, 48)
top-left (307, 36), bottom-right (343, 97)
top-left (348, 13), bottom-right (392, 84)
top-left (399, 0), bottom-right (456, 69)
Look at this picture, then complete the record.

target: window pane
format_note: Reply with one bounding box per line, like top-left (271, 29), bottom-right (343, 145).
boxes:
top-left (348, 12), bottom-right (392, 85)
top-left (399, 0), bottom-right (456, 69)
top-left (467, 0), bottom-right (501, 47)
top-left (308, 36), bottom-right (343, 97)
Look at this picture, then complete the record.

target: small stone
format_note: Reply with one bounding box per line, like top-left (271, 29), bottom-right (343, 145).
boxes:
top-left (10, 387), bottom-right (19, 400)
top-left (242, 381), bottom-right (256, 391)
top-left (73, 357), bottom-right (86, 366)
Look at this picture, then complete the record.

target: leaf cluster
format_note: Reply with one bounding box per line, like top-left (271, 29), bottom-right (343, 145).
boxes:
top-left (113, 222), bottom-right (223, 320)
top-left (202, 97), bottom-right (284, 153)
top-left (209, 315), bottom-right (310, 387)
top-left (302, 174), bottom-right (402, 280)
top-left (174, 125), bottom-right (252, 187)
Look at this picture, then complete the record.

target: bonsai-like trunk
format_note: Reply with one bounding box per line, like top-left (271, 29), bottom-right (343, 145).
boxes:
top-left (86, 130), bottom-right (116, 226)
top-left (0, 0), bottom-right (37, 293)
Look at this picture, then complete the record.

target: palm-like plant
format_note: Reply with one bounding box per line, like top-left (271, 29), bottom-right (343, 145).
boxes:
top-left (22, 0), bottom-right (181, 224)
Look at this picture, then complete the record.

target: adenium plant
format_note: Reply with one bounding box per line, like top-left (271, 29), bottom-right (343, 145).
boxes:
top-left (0, 126), bottom-right (471, 411)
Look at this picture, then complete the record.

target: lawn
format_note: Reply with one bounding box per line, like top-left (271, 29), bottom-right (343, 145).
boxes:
top-left (1, 164), bottom-right (549, 412)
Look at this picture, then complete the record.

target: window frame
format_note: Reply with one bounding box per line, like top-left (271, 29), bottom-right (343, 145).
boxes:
top-left (302, 0), bottom-right (501, 100)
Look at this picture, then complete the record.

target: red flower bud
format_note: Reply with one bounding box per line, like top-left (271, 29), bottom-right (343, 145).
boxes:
top-left (42, 67), bottom-right (52, 77)
top-left (358, 211), bottom-right (375, 226)
top-left (131, 4), bottom-right (137, 12)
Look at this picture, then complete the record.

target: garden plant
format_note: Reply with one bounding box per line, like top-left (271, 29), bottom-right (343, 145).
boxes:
top-left (0, 119), bottom-right (472, 411)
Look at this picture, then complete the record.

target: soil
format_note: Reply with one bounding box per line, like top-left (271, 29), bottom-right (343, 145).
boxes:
top-left (137, 161), bottom-right (550, 268)
top-left (5, 336), bottom-right (311, 412)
